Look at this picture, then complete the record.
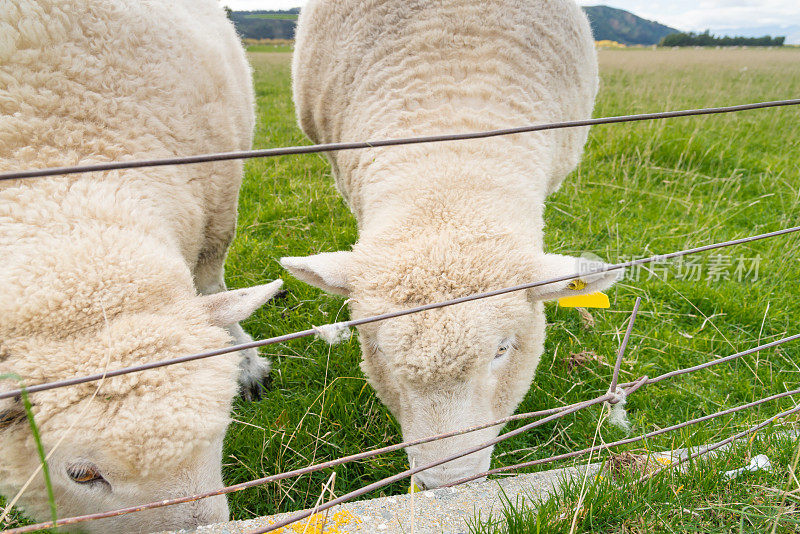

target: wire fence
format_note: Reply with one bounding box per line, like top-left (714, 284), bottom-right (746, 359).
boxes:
top-left (3, 98), bottom-right (800, 533)
top-left (0, 99), bottom-right (798, 182)
top-left (4, 232), bottom-right (800, 533)
top-left (4, 294), bottom-right (799, 533)
top-left (2, 225), bottom-right (799, 402)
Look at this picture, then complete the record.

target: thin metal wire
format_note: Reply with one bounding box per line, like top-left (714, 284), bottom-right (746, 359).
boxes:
top-left (617, 333), bottom-right (800, 390)
top-left (609, 297), bottom-right (640, 397)
top-left (1, 99), bottom-right (799, 182)
top-left (248, 393), bottom-right (617, 534)
top-left (259, 387), bottom-right (800, 534)
top-left (0, 400), bottom-right (601, 533)
top-left (635, 402), bottom-right (800, 484)
top-left (6, 327), bottom-right (799, 533)
top-left (3, 225), bottom-right (799, 401)
top-left (0, 393), bottom-right (616, 534)
top-left (448, 386), bottom-right (800, 486)
top-left (619, 375), bottom-right (649, 397)
top-left (0, 77), bottom-right (796, 534)
top-left (0, 305), bottom-right (641, 532)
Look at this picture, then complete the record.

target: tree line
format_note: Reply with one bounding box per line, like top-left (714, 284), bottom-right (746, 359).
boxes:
top-left (227, 9), bottom-right (300, 40)
top-left (660, 31), bottom-right (785, 47)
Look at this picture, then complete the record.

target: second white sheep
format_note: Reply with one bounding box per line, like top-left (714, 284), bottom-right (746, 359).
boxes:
top-left (283, 0), bottom-right (620, 488)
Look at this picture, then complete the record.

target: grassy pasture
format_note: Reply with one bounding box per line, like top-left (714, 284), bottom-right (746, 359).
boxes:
top-left (469, 433), bottom-right (800, 533)
top-left (3, 48), bottom-right (800, 532)
top-left (244, 42), bottom-right (293, 53)
top-left (221, 47), bottom-right (800, 531)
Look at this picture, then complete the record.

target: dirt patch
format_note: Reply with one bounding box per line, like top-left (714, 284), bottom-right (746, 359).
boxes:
top-left (566, 350), bottom-right (601, 372)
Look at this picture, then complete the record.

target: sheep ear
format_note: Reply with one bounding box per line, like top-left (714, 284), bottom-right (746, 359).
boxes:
top-left (280, 251), bottom-right (354, 296)
top-left (200, 280), bottom-right (284, 326)
top-left (526, 254), bottom-right (622, 302)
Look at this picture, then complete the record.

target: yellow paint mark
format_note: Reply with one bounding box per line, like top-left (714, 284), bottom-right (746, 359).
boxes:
top-left (285, 510), bottom-right (362, 534)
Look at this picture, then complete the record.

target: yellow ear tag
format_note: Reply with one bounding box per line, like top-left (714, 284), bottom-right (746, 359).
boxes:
top-left (558, 292), bottom-right (610, 308)
top-left (409, 482), bottom-right (422, 493)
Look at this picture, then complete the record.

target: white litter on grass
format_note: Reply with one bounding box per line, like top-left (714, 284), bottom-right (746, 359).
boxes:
top-left (607, 387), bottom-right (631, 433)
top-left (313, 322), bottom-right (352, 345)
top-left (722, 454), bottom-right (771, 480)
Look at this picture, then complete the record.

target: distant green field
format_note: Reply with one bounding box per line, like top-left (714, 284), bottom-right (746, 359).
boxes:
top-left (245, 44), bottom-right (293, 53)
top-left (221, 47), bottom-right (800, 530)
top-left (246, 14), bottom-right (299, 20)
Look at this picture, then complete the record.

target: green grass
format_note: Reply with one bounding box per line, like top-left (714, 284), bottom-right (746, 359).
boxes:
top-left (467, 433), bottom-right (800, 533)
top-left (0, 375), bottom-right (57, 529)
top-left (245, 44), bottom-right (293, 53)
top-left (221, 48), bottom-right (800, 527)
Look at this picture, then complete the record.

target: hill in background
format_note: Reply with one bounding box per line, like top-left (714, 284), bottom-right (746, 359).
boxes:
top-left (229, 5), bottom-right (679, 46)
top-left (582, 5), bottom-right (678, 45)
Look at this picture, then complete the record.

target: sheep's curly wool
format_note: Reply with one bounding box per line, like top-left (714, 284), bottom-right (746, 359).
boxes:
top-left (0, 1), bottom-right (263, 531)
top-left (283, 0), bottom-right (619, 489)
top-left (293, 0), bottom-right (597, 229)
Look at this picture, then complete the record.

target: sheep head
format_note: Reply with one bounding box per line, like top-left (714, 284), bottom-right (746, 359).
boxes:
top-left (0, 258), bottom-right (281, 531)
top-left (281, 233), bottom-right (621, 488)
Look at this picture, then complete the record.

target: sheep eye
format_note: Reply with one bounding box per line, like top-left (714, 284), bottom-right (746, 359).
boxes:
top-left (495, 338), bottom-right (517, 360)
top-left (494, 337), bottom-right (520, 361)
top-left (67, 465), bottom-right (104, 485)
top-left (370, 339), bottom-right (385, 355)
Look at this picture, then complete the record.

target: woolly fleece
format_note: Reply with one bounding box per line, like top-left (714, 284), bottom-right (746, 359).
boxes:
top-left (284, 0), bottom-right (621, 488)
top-left (0, 1), bottom-right (277, 531)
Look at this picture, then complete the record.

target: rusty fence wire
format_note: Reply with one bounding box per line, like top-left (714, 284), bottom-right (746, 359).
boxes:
top-left (2, 98), bottom-right (800, 532)
top-left (1, 99), bottom-right (799, 183)
top-left (1, 225), bottom-right (799, 402)
top-left (5, 290), bottom-right (800, 533)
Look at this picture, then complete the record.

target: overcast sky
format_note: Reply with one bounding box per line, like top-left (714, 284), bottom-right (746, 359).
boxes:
top-left (222, 0), bottom-right (800, 33)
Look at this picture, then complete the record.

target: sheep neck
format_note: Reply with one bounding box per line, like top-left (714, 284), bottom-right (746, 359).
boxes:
top-left (349, 145), bottom-right (549, 251)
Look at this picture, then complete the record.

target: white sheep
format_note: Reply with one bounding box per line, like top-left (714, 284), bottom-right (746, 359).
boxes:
top-left (0, 0), bottom-right (281, 530)
top-left (283, 0), bottom-right (621, 489)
